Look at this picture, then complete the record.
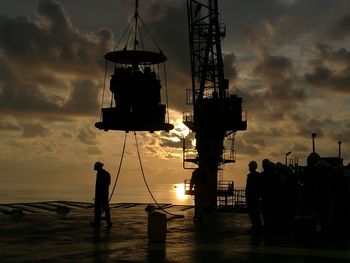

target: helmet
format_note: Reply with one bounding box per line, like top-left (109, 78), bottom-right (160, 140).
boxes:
top-left (94, 161), bottom-right (104, 170)
top-left (248, 161), bottom-right (258, 170)
top-left (262, 159), bottom-right (270, 169)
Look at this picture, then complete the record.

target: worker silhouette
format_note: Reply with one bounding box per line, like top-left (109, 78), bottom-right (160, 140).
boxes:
top-left (110, 67), bottom-right (130, 111)
top-left (261, 159), bottom-right (277, 232)
top-left (190, 167), bottom-right (208, 222)
top-left (91, 161), bottom-right (112, 227)
top-left (245, 161), bottom-right (262, 233)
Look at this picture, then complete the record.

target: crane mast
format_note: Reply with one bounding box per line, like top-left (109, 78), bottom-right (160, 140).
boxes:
top-left (185, 0), bottom-right (247, 209)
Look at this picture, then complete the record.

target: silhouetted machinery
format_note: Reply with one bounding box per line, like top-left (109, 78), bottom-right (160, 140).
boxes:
top-left (95, 0), bottom-right (173, 133)
top-left (183, 0), bottom-right (247, 209)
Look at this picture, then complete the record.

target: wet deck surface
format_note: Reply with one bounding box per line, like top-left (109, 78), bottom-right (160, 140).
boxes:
top-left (0, 201), bottom-right (349, 262)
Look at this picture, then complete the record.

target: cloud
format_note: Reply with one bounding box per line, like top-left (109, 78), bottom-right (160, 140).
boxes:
top-left (0, 0), bottom-right (112, 120)
top-left (115, 0), bottom-right (183, 23)
top-left (64, 80), bottom-right (100, 115)
top-left (274, 0), bottom-right (300, 6)
top-left (77, 126), bottom-right (97, 145)
top-left (305, 44), bottom-right (350, 93)
top-left (0, 1), bottom-right (112, 74)
top-left (224, 53), bottom-right (238, 81)
top-left (237, 40), bottom-right (305, 123)
top-left (21, 122), bottom-right (50, 138)
top-left (86, 146), bottom-right (102, 155)
top-left (0, 119), bottom-right (21, 131)
top-left (329, 14), bottom-right (350, 40)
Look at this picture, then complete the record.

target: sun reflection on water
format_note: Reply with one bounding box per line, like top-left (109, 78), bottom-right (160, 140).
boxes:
top-left (174, 183), bottom-right (190, 201)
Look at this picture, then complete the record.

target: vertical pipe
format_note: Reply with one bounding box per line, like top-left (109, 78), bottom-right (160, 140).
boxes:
top-left (312, 133), bottom-right (317, 153)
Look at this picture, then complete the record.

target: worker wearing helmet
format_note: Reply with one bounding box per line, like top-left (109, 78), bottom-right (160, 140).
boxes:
top-left (245, 160), bottom-right (262, 233)
top-left (91, 161), bottom-right (112, 227)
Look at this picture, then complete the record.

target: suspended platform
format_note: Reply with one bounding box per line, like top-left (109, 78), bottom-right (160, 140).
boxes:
top-left (96, 0), bottom-right (173, 133)
top-left (105, 50), bottom-right (166, 65)
top-left (95, 105), bottom-right (174, 132)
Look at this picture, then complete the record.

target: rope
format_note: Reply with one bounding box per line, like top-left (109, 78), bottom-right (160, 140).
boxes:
top-left (113, 16), bottom-right (136, 51)
top-left (133, 132), bottom-right (184, 219)
top-left (100, 61), bottom-right (109, 121)
top-left (108, 132), bottom-right (128, 203)
top-left (138, 16), bottom-right (163, 53)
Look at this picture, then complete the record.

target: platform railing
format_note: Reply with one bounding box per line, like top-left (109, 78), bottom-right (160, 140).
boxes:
top-left (184, 180), bottom-right (246, 208)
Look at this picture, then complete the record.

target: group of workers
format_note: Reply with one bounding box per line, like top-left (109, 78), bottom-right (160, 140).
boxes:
top-left (245, 159), bottom-right (296, 233)
top-left (90, 154), bottom-right (350, 231)
top-left (109, 66), bottom-right (162, 111)
top-left (245, 154), bottom-right (350, 234)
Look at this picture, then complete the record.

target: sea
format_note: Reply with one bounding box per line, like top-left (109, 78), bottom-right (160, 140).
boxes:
top-left (0, 182), bottom-right (194, 205)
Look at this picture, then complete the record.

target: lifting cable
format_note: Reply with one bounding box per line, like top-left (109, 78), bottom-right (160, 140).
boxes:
top-left (100, 60), bottom-right (109, 121)
top-left (163, 63), bottom-right (170, 124)
top-left (108, 132), bottom-right (128, 203)
top-left (133, 132), bottom-right (184, 219)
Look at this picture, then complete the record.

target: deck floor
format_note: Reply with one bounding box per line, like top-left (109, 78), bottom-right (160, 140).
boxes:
top-left (0, 201), bottom-right (349, 262)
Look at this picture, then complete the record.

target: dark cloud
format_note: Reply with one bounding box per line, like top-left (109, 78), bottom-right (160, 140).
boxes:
top-left (21, 122), bottom-right (50, 138)
top-left (305, 44), bottom-right (350, 93)
top-left (0, 121), bottom-right (21, 131)
top-left (0, 0), bottom-right (111, 120)
top-left (235, 139), bottom-right (261, 157)
top-left (294, 117), bottom-right (333, 138)
top-left (0, 1), bottom-right (112, 73)
top-left (223, 53), bottom-right (238, 81)
top-left (0, 71), bottom-right (100, 118)
top-left (77, 126), bottom-right (97, 145)
top-left (86, 146), bottom-right (102, 155)
top-left (64, 80), bottom-right (100, 115)
top-left (237, 47), bottom-right (305, 123)
top-left (292, 142), bottom-right (308, 152)
top-left (330, 14), bottom-right (350, 40)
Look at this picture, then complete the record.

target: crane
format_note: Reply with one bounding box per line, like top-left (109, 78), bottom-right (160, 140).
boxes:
top-left (184, 0), bottom-right (247, 211)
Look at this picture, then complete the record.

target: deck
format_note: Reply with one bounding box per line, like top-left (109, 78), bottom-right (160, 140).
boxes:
top-left (0, 201), bottom-right (349, 262)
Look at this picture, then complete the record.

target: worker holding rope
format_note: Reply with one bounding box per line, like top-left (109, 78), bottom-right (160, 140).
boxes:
top-left (91, 161), bottom-right (112, 227)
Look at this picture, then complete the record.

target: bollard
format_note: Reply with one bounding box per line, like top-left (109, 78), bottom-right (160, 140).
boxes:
top-left (148, 212), bottom-right (167, 243)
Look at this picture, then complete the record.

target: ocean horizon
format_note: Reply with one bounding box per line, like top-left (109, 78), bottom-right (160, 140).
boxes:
top-left (0, 182), bottom-right (195, 205)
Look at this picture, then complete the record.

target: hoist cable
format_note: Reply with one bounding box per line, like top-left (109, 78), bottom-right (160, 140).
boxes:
top-left (108, 132), bottom-right (128, 203)
top-left (125, 17), bottom-right (136, 49)
top-left (138, 16), bottom-right (163, 53)
top-left (100, 60), bottom-right (109, 121)
top-left (134, 132), bottom-right (184, 219)
top-left (113, 16), bottom-right (136, 51)
top-left (163, 63), bottom-right (170, 124)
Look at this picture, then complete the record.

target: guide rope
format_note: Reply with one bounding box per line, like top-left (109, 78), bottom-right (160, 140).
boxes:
top-left (108, 132), bottom-right (128, 203)
top-left (133, 132), bottom-right (184, 219)
top-left (100, 60), bottom-right (109, 121)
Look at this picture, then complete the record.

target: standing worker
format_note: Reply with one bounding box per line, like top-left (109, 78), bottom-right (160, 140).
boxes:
top-left (91, 161), bottom-right (112, 227)
top-left (190, 167), bottom-right (207, 222)
top-left (245, 160), bottom-right (262, 233)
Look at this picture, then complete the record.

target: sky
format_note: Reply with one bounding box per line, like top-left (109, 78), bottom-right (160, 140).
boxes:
top-left (1, 0), bottom-right (350, 193)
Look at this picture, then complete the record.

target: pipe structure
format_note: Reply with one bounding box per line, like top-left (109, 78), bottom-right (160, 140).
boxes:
top-left (285, 151), bottom-right (292, 166)
top-left (312, 133), bottom-right (317, 153)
